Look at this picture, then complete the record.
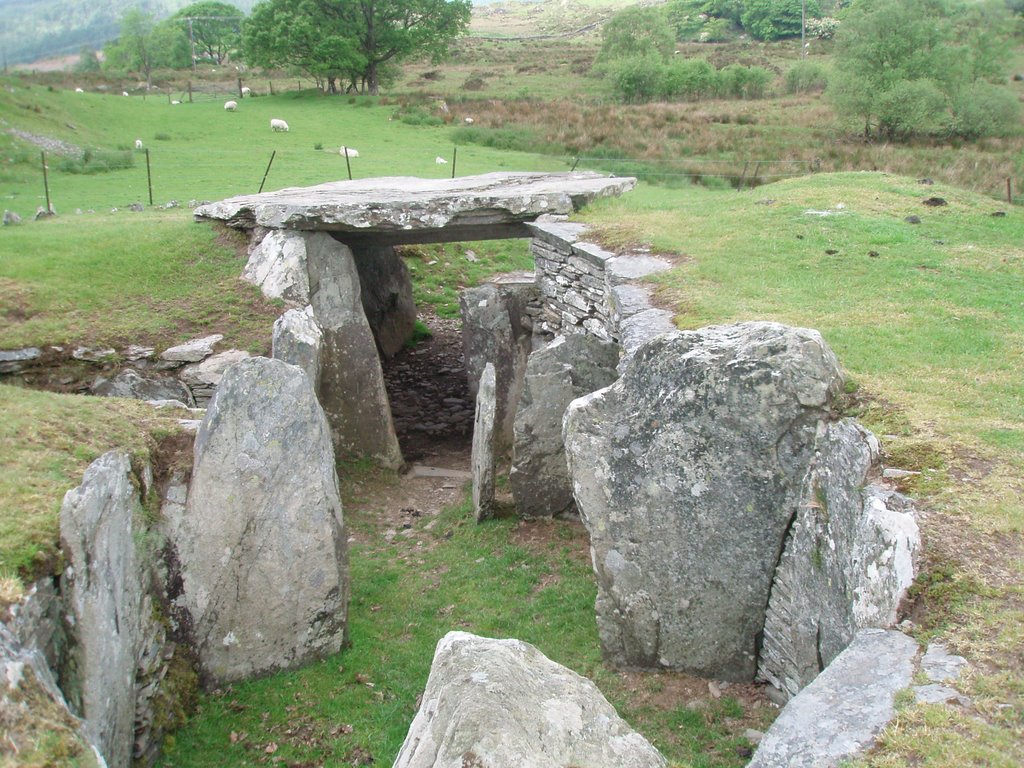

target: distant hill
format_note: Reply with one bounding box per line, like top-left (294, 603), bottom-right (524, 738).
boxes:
top-left (0, 0), bottom-right (258, 67)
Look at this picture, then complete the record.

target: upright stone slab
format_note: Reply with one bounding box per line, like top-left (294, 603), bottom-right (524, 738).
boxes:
top-left (242, 229), bottom-right (311, 303)
top-left (460, 280), bottom-right (535, 453)
top-left (749, 629), bottom-right (919, 768)
top-left (351, 243), bottom-right (417, 358)
top-left (176, 357), bottom-right (349, 683)
top-left (759, 420), bottom-right (921, 700)
top-left (393, 632), bottom-right (667, 768)
top-left (272, 305), bottom-right (324, 391)
top-left (563, 322), bottom-right (844, 680)
top-left (59, 451), bottom-right (147, 768)
top-left (471, 363), bottom-right (497, 522)
top-left (304, 232), bottom-right (403, 469)
top-left (510, 334), bottom-right (619, 518)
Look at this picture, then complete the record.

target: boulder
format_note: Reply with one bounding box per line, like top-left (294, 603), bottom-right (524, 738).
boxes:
top-left (91, 368), bottom-right (196, 406)
top-left (161, 334), bottom-right (223, 364)
top-left (0, 347), bottom-right (40, 374)
top-left (305, 232), bottom-right (403, 468)
top-left (179, 349), bottom-right (251, 406)
top-left (748, 629), bottom-right (918, 768)
top-left (460, 280), bottom-right (536, 453)
top-left (393, 631), bottom-right (667, 768)
top-left (242, 229), bottom-right (311, 304)
top-left (758, 420), bottom-right (920, 700)
top-left (272, 305), bottom-right (323, 390)
top-left (510, 334), bottom-right (619, 518)
top-left (617, 308), bottom-right (676, 372)
top-left (351, 243), bottom-right (417, 358)
top-left (175, 357), bottom-right (348, 683)
top-left (471, 363), bottom-right (497, 522)
top-left (563, 322), bottom-right (844, 680)
top-left (59, 451), bottom-right (147, 768)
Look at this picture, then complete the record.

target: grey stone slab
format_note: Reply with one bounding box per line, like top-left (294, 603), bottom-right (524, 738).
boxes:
top-left (526, 219), bottom-right (590, 247)
top-left (273, 305), bottom-right (323, 393)
top-left (921, 642), bottom-right (968, 683)
top-left (606, 254), bottom-right (672, 284)
top-left (161, 334), bottom-right (223, 363)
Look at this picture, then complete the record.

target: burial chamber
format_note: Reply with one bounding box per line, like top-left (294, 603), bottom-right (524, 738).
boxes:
top-left (194, 172), bottom-right (636, 468)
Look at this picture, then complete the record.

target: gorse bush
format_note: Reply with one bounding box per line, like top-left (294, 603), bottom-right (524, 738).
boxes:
top-left (608, 56), bottom-right (775, 103)
top-left (784, 61), bottom-right (828, 94)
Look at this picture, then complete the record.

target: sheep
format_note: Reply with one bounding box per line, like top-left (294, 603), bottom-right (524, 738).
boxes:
top-left (74, 87), bottom-right (84, 93)
top-left (224, 100), bottom-right (238, 111)
top-left (340, 146), bottom-right (359, 157)
top-left (135, 139), bottom-right (144, 150)
top-left (241, 86), bottom-right (251, 97)
top-left (464, 117), bottom-right (474, 124)
top-left (122, 91), bottom-right (129, 97)
top-left (270, 118), bottom-right (289, 132)
top-left (435, 156), bottom-right (448, 165)
top-left (171, 100), bottom-right (182, 105)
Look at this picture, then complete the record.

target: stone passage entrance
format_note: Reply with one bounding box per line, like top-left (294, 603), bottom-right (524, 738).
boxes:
top-left (195, 172), bottom-right (635, 468)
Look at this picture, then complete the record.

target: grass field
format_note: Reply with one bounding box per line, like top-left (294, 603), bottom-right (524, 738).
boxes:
top-left (1, 20), bottom-right (1023, 768)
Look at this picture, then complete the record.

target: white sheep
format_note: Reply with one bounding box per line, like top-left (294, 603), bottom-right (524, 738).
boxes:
top-left (74, 87), bottom-right (84, 93)
top-left (270, 118), bottom-right (289, 132)
top-left (224, 100), bottom-right (238, 111)
top-left (135, 139), bottom-right (144, 150)
top-left (435, 156), bottom-right (448, 164)
top-left (464, 117), bottom-right (474, 124)
top-left (122, 91), bottom-right (129, 97)
top-left (340, 147), bottom-right (359, 157)
top-left (241, 86), bottom-right (251, 97)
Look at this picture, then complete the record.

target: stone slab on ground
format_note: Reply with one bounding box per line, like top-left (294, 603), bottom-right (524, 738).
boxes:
top-left (160, 334), bottom-right (223, 363)
top-left (748, 628), bottom-right (919, 768)
top-left (392, 631), bottom-right (667, 768)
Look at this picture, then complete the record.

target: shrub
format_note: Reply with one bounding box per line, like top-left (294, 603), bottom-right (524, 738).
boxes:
top-left (717, 63), bottom-right (773, 99)
top-left (876, 79), bottom-right (947, 140)
top-left (699, 18), bottom-right (732, 42)
top-left (949, 82), bottom-right (1021, 139)
top-left (784, 61), bottom-right (828, 94)
top-left (741, 0), bottom-right (822, 41)
top-left (806, 16), bottom-right (840, 39)
top-left (608, 55), bottom-right (666, 103)
top-left (660, 58), bottom-right (717, 100)
top-left (58, 149), bottom-right (135, 175)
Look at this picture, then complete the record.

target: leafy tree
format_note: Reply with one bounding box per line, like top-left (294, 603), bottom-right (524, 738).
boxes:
top-left (103, 10), bottom-right (189, 86)
top-left (828, 0), bottom-right (1020, 140)
top-left (596, 6), bottom-right (676, 64)
top-left (244, 0), bottom-right (470, 94)
top-left (173, 2), bottom-right (245, 65)
top-left (75, 46), bottom-right (101, 73)
top-left (740, 0), bottom-right (822, 41)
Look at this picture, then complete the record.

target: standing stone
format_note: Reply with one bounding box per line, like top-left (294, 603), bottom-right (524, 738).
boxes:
top-left (272, 305), bottom-right (324, 391)
top-left (758, 420), bottom-right (921, 699)
top-left (510, 334), bottom-right (619, 518)
top-left (471, 363), bottom-right (497, 522)
top-left (460, 279), bottom-right (536, 453)
top-left (563, 322), bottom-right (844, 680)
top-left (748, 629), bottom-right (919, 768)
top-left (176, 357), bottom-right (349, 683)
top-left (59, 451), bottom-right (146, 768)
top-left (305, 232), bottom-right (403, 469)
top-left (393, 631), bottom-right (667, 768)
top-left (350, 243), bottom-right (417, 358)
top-left (242, 229), bottom-right (311, 303)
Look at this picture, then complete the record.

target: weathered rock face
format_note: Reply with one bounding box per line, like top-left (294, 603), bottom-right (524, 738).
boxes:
top-left (393, 631), bottom-right (667, 768)
top-left (160, 334), bottom-right (223, 364)
top-left (749, 629), bottom-right (919, 768)
top-left (242, 229), bottom-right (311, 303)
top-left (306, 233), bottom-right (403, 469)
top-left (180, 349), bottom-right (252, 407)
top-left (351, 243), bottom-right (417, 358)
top-left (563, 322), bottom-right (844, 680)
top-left (460, 280), bottom-right (536, 453)
top-left (272, 305), bottom-right (323, 390)
top-left (471, 363), bottom-right (497, 522)
top-left (175, 357), bottom-right (349, 683)
top-left (59, 451), bottom-right (146, 768)
top-left (510, 334), bottom-right (619, 518)
top-left (759, 420), bottom-right (920, 699)
top-left (90, 368), bottom-right (196, 406)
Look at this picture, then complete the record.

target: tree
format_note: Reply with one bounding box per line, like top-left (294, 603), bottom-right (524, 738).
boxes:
top-left (740, 0), bottom-right (822, 41)
top-left (828, 0), bottom-right (1020, 140)
top-left (103, 10), bottom-right (190, 85)
top-left (597, 6), bottom-right (676, 64)
top-left (244, 0), bottom-right (471, 94)
top-left (173, 2), bottom-right (245, 65)
top-left (75, 46), bottom-right (101, 73)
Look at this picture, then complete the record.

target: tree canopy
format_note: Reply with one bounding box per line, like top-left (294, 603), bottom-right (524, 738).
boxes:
top-left (172, 1), bottom-right (246, 65)
top-left (102, 9), bottom-right (190, 86)
top-left (243, 0), bottom-right (471, 94)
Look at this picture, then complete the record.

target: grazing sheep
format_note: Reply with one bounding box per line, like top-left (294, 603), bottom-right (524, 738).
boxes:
top-left (122, 91), bottom-right (129, 97)
top-left (171, 100), bottom-right (182, 105)
top-left (270, 118), bottom-right (289, 132)
top-left (464, 117), bottom-right (474, 124)
top-left (74, 87), bottom-right (84, 93)
top-left (340, 146), bottom-right (359, 157)
top-left (224, 100), bottom-right (238, 111)
top-left (135, 139), bottom-right (144, 150)
top-left (241, 86), bottom-right (251, 97)
top-left (435, 156), bottom-right (448, 164)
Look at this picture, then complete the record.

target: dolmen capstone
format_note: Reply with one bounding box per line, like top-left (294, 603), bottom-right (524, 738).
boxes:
top-left (563, 321), bottom-right (920, 688)
top-left (392, 631), bottom-right (667, 768)
top-left (165, 357), bottom-right (349, 683)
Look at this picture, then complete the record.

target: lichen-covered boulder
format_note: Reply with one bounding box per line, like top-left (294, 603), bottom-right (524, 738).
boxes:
top-left (758, 419), bottom-right (920, 700)
top-left (272, 305), bottom-right (323, 391)
top-left (510, 334), bottom-right (619, 517)
top-left (242, 229), bottom-right (311, 303)
top-left (393, 632), bottom-right (667, 768)
top-left (563, 322), bottom-right (844, 680)
top-left (175, 357), bottom-right (348, 683)
top-left (90, 368), bottom-right (196, 406)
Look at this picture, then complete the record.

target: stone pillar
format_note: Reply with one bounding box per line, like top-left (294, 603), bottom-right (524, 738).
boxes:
top-left (348, 242), bottom-right (417, 359)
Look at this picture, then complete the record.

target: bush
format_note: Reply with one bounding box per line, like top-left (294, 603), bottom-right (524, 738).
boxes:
top-left (699, 18), bottom-right (732, 42)
top-left (784, 61), bottom-right (828, 94)
top-left (950, 82), bottom-right (1021, 139)
top-left (660, 58), bottom-right (717, 100)
top-left (876, 79), bottom-right (947, 140)
top-left (58, 149), bottom-right (135, 175)
top-left (608, 55), bottom-right (666, 102)
top-left (741, 0), bottom-right (822, 41)
top-left (718, 63), bottom-right (773, 99)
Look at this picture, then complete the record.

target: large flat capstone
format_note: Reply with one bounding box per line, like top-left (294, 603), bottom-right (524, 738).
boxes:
top-left (194, 172), bottom-right (636, 243)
